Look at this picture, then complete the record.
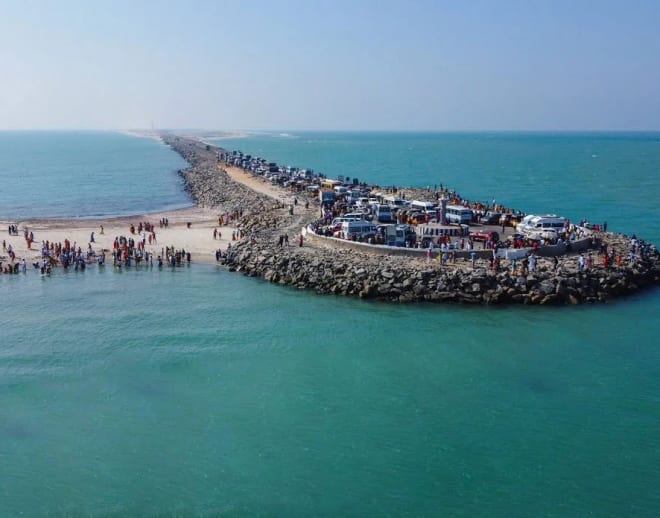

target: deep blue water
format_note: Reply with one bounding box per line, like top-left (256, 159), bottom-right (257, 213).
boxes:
top-left (1, 131), bottom-right (659, 516)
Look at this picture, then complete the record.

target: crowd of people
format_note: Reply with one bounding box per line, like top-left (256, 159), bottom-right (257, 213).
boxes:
top-left (0, 220), bottom-right (203, 277)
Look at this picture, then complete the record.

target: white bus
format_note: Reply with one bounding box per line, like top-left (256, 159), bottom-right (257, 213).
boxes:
top-left (445, 205), bottom-right (473, 225)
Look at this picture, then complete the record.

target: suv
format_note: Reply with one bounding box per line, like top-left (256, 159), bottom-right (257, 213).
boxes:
top-left (479, 211), bottom-right (501, 225)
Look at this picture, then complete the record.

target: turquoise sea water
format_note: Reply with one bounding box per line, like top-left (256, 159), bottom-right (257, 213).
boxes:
top-left (215, 132), bottom-right (660, 242)
top-left (0, 131), bottom-right (190, 219)
top-left (2, 132), bottom-right (660, 516)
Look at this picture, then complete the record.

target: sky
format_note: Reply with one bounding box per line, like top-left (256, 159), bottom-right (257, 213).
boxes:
top-left (1, 0), bottom-right (659, 131)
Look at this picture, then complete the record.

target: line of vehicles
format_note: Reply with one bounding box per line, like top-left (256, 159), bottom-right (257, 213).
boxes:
top-left (325, 201), bottom-right (570, 249)
top-left (222, 150), bottom-right (573, 248)
top-left (311, 179), bottom-right (571, 248)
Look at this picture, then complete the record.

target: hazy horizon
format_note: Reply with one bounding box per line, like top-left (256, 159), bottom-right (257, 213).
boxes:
top-left (2, 0), bottom-right (659, 131)
top-left (4, 128), bottom-right (660, 134)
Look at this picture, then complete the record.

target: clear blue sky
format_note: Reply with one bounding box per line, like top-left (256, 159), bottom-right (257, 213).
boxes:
top-left (1, 0), bottom-right (659, 130)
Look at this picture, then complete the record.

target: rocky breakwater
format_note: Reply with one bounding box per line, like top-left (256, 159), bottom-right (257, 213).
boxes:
top-left (161, 135), bottom-right (297, 236)
top-left (162, 134), bottom-right (660, 305)
top-left (221, 231), bottom-right (660, 305)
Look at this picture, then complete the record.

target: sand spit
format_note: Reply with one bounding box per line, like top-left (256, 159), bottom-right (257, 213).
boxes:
top-left (2, 134), bottom-right (659, 305)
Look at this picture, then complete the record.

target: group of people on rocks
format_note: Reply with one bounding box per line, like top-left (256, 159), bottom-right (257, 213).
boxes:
top-left (218, 208), bottom-right (243, 227)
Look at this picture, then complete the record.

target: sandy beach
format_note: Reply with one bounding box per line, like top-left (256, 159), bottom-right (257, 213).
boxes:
top-left (0, 161), bottom-right (295, 267)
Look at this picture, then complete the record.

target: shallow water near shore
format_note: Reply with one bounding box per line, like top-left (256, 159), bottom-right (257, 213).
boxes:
top-left (2, 131), bottom-right (660, 516)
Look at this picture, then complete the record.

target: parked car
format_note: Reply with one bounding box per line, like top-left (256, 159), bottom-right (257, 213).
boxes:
top-left (479, 211), bottom-right (502, 225)
top-left (499, 213), bottom-right (524, 227)
top-left (470, 229), bottom-right (500, 242)
top-left (409, 212), bottom-right (429, 224)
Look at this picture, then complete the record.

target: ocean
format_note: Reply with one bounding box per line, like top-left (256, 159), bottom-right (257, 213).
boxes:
top-left (0, 131), bottom-right (190, 219)
top-left (1, 131), bottom-right (659, 516)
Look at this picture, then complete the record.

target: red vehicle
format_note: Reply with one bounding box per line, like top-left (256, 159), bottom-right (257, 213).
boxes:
top-left (469, 229), bottom-right (500, 242)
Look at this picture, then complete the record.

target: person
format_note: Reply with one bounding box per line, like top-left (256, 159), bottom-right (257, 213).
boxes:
top-left (470, 251), bottom-right (477, 268)
top-left (90, 231), bottom-right (95, 243)
top-left (299, 234), bottom-right (304, 247)
top-left (99, 225), bottom-right (104, 235)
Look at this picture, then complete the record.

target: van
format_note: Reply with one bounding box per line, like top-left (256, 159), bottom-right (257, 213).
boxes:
top-left (383, 224), bottom-right (416, 247)
top-left (410, 200), bottom-right (436, 212)
top-left (342, 213), bottom-right (365, 221)
top-left (517, 214), bottom-right (536, 230)
top-left (337, 221), bottom-right (377, 240)
top-left (319, 190), bottom-right (336, 206)
top-left (329, 217), bottom-right (355, 231)
top-left (383, 195), bottom-right (407, 209)
top-left (445, 205), bottom-right (473, 225)
top-left (374, 204), bottom-right (394, 223)
top-left (517, 215), bottom-right (567, 235)
top-left (417, 223), bottom-right (469, 247)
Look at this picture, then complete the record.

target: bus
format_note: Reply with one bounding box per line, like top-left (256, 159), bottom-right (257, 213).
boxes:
top-left (445, 205), bottom-right (474, 225)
